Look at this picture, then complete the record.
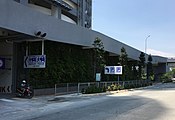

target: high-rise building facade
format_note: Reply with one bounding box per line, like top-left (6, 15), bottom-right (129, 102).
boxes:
top-left (13, 0), bottom-right (92, 28)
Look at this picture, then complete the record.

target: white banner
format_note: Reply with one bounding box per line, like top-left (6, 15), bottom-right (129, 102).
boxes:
top-left (104, 66), bottom-right (122, 75)
top-left (24, 55), bottom-right (46, 68)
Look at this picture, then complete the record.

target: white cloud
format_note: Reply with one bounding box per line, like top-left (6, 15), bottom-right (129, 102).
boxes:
top-left (147, 49), bottom-right (175, 58)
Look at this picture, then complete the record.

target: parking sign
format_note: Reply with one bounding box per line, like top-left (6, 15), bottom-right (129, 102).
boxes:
top-left (116, 66), bottom-right (122, 74)
top-left (104, 66), bottom-right (122, 75)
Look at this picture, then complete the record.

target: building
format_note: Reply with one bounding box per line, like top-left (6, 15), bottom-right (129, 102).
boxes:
top-left (0, 0), bottom-right (167, 94)
top-left (167, 58), bottom-right (175, 71)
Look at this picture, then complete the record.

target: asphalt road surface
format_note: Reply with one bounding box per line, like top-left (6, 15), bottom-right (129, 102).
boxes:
top-left (1, 83), bottom-right (175, 120)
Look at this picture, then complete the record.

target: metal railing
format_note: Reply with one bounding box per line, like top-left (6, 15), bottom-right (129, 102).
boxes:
top-left (54, 80), bottom-right (151, 96)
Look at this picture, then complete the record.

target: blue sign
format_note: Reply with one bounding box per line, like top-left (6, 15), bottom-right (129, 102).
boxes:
top-left (105, 67), bottom-right (110, 73)
top-left (105, 66), bottom-right (122, 75)
top-left (24, 55), bottom-right (46, 68)
top-left (116, 66), bottom-right (122, 74)
top-left (110, 66), bottom-right (115, 74)
top-left (0, 57), bottom-right (5, 69)
top-left (116, 67), bottom-right (121, 73)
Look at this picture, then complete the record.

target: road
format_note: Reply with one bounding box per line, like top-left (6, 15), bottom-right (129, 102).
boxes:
top-left (1, 83), bottom-right (175, 120)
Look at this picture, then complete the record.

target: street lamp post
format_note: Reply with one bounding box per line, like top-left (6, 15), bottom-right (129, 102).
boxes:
top-left (145, 35), bottom-right (150, 80)
top-left (145, 35), bottom-right (150, 56)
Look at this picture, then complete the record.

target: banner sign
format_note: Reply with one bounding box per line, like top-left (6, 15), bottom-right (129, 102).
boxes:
top-left (104, 66), bottom-right (122, 75)
top-left (24, 55), bottom-right (46, 68)
top-left (0, 57), bottom-right (5, 69)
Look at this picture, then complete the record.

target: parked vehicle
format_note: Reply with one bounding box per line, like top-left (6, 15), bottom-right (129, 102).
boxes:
top-left (16, 80), bottom-right (34, 98)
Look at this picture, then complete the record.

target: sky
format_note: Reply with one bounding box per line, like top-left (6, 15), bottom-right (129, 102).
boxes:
top-left (92, 0), bottom-right (175, 58)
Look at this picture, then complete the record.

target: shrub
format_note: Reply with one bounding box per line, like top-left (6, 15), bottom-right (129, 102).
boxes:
top-left (83, 86), bottom-right (106, 94)
top-left (107, 84), bottom-right (124, 91)
top-left (161, 72), bottom-right (173, 83)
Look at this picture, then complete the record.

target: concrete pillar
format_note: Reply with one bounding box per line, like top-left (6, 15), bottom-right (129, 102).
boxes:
top-left (51, 5), bottom-right (61, 19)
top-left (12, 42), bottom-right (18, 93)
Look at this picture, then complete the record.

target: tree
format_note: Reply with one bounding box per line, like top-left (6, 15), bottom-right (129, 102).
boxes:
top-left (92, 37), bottom-right (106, 79)
top-left (139, 52), bottom-right (145, 67)
top-left (139, 52), bottom-right (146, 79)
top-left (119, 47), bottom-right (128, 66)
top-left (119, 47), bottom-right (129, 80)
top-left (147, 54), bottom-right (154, 80)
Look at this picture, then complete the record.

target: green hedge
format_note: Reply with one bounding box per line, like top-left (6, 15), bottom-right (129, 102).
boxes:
top-left (82, 86), bottom-right (106, 94)
top-left (29, 41), bottom-right (94, 88)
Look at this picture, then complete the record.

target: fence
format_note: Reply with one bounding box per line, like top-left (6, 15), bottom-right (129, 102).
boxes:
top-left (54, 80), bottom-right (151, 96)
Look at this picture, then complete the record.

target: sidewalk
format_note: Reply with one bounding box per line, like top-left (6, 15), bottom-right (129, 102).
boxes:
top-left (37, 89), bottom-right (131, 103)
top-left (0, 93), bottom-right (15, 99)
top-left (1, 88), bottom-right (132, 104)
top-left (0, 89), bottom-right (128, 104)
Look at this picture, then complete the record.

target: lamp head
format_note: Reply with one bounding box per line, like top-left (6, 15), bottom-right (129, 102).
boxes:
top-left (35, 31), bottom-right (41, 36)
top-left (41, 33), bottom-right (47, 37)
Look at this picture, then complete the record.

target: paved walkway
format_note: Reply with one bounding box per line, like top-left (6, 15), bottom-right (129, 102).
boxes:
top-left (1, 83), bottom-right (175, 120)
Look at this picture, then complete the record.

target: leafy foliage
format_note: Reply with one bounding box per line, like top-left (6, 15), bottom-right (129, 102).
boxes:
top-left (161, 68), bottom-right (175, 83)
top-left (139, 52), bottom-right (146, 79)
top-left (82, 86), bottom-right (106, 94)
top-left (147, 54), bottom-right (154, 80)
top-left (29, 41), bottom-right (94, 88)
top-left (92, 37), bottom-right (106, 77)
top-left (128, 61), bottom-right (139, 80)
top-left (27, 40), bottom-right (155, 89)
top-left (148, 54), bottom-right (152, 62)
top-left (119, 47), bottom-right (129, 80)
top-left (139, 52), bottom-right (145, 67)
top-left (119, 47), bottom-right (128, 66)
top-left (107, 84), bottom-right (124, 91)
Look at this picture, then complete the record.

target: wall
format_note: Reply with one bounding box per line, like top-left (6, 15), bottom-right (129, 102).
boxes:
top-left (0, 0), bottom-right (143, 61)
top-left (28, 3), bottom-right (76, 24)
top-left (0, 42), bottom-right (13, 93)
